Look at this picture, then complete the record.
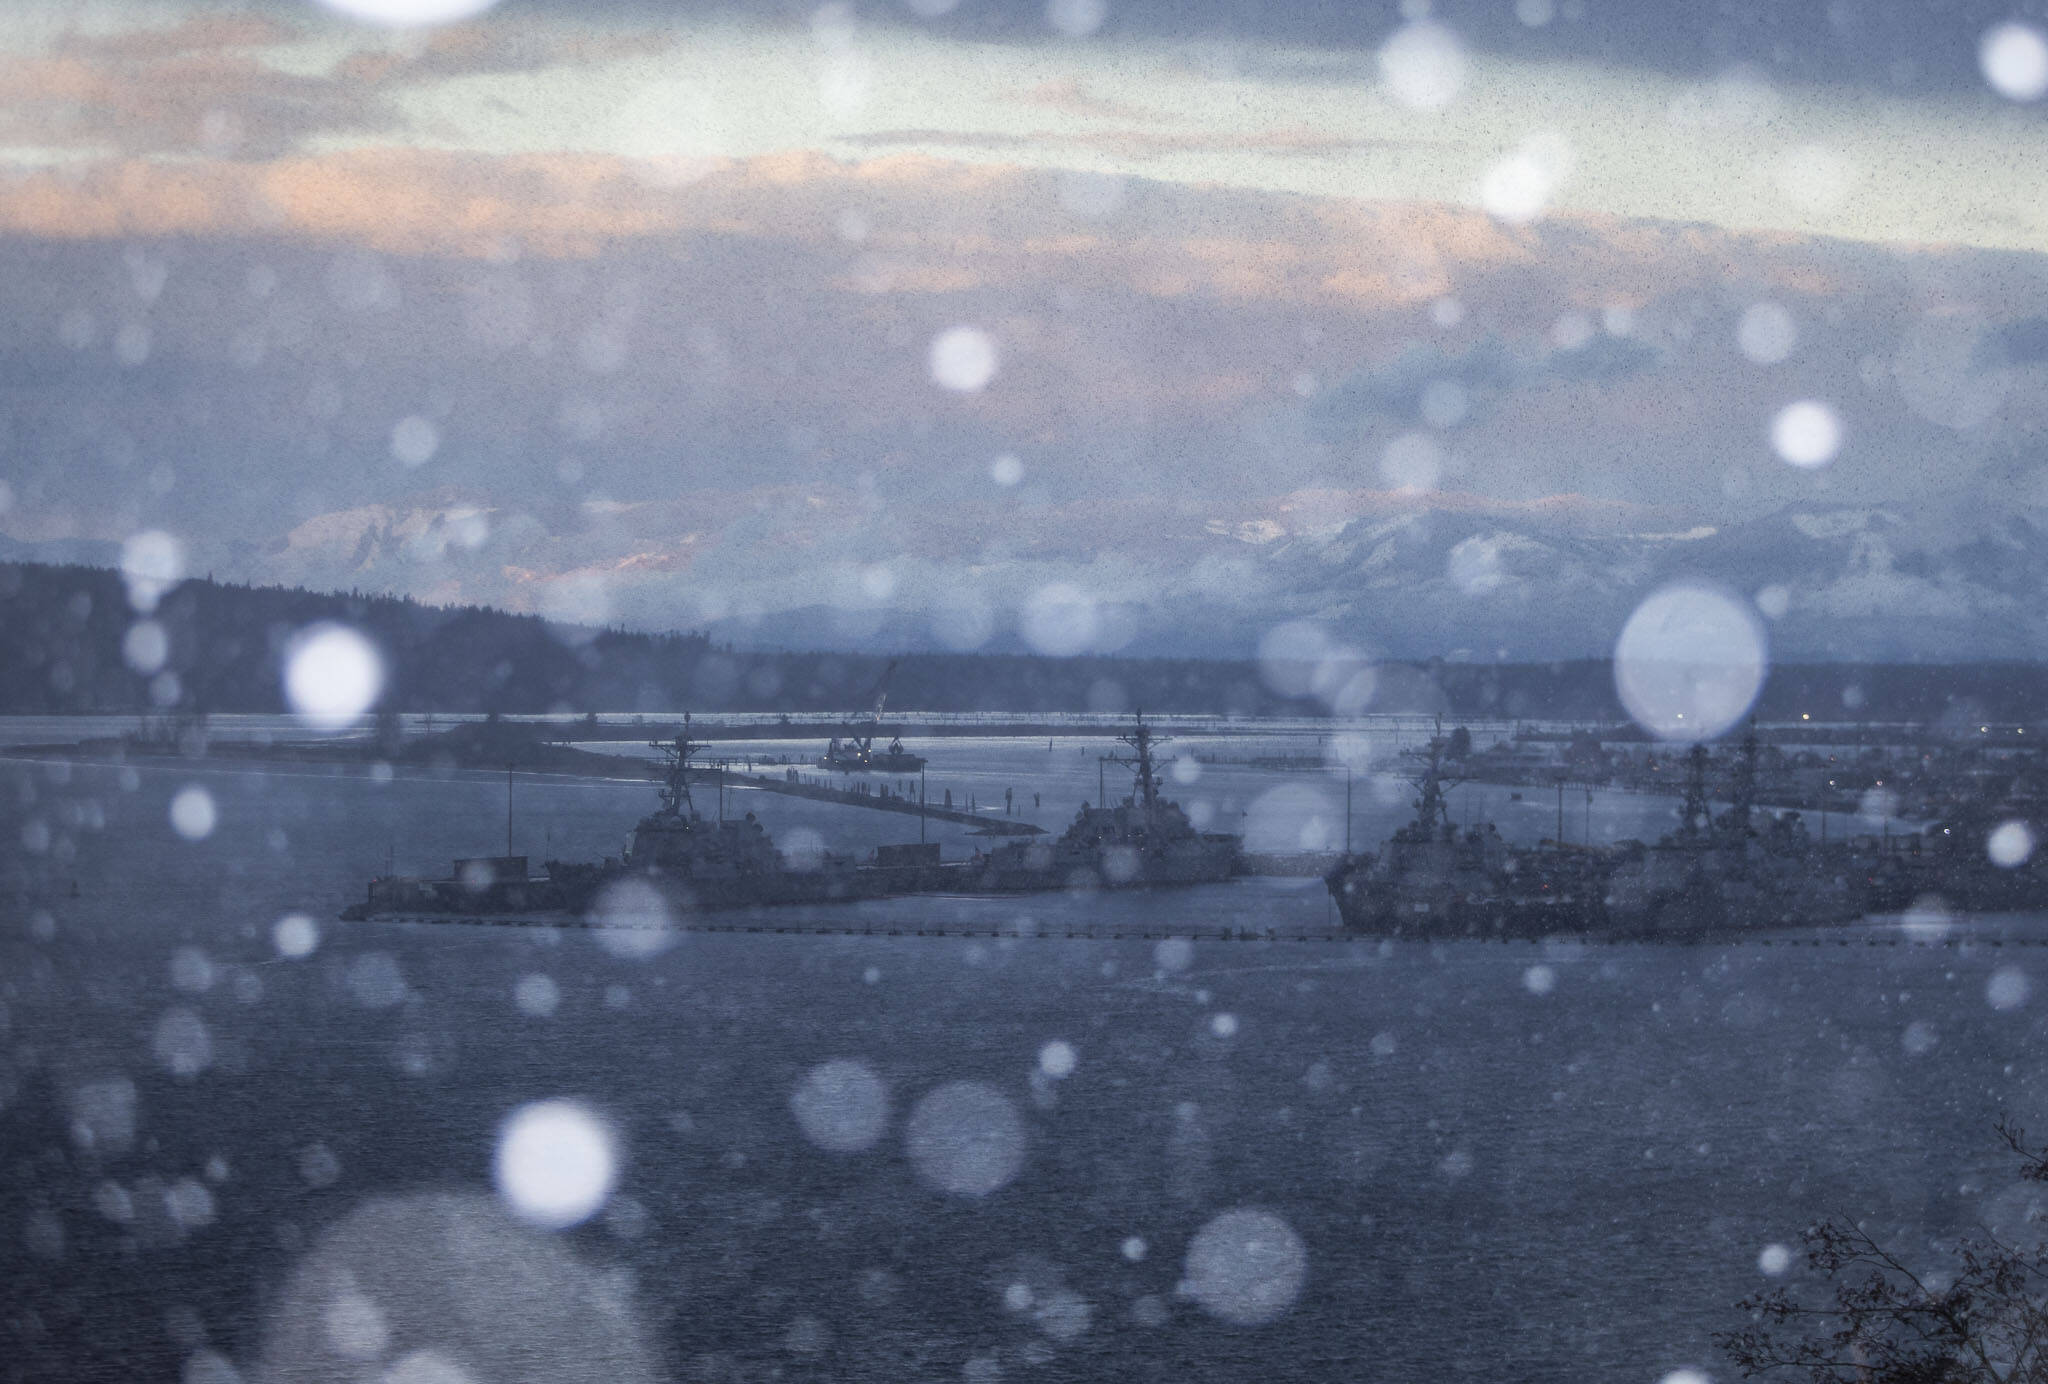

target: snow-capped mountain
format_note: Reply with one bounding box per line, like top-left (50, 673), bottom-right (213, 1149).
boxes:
top-left (1233, 504), bottom-right (2048, 662)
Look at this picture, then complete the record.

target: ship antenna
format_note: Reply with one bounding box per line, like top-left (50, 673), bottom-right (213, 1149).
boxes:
top-left (1729, 717), bottom-right (1759, 834)
top-left (1681, 741), bottom-right (1710, 843)
top-left (1109, 709), bottom-right (1169, 816)
top-left (1406, 725), bottom-right (1461, 837)
top-left (652, 712), bottom-right (701, 817)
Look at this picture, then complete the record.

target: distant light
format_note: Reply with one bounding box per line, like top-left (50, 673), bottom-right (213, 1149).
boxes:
top-left (345, 952), bottom-right (408, 1009)
top-left (171, 946), bottom-right (216, 993)
top-left (1613, 584), bottom-right (1767, 741)
top-left (589, 877), bottom-right (677, 957)
top-left (315, 0), bottom-right (502, 26)
top-left (905, 1081), bottom-right (1025, 1196)
top-left (1801, 713), bottom-right (1809, 720)
top-left (1738, 302), bottom-right (1797, 365)
top-left (1258, 620), bottom-right (1332, 698)
top-left (153, 1007), bottom-right (214, 1078)
top-left (284, 623), bottom-right (385, 729)
top-left (1378, 21), bottom-right (1467, 110)
top-left (1981, 23), bottom-right (2048, 102)
top-left (791, 1059), bottom-right (890, 1153)
top-left (493, 1100), bottom-right (617, 1229)
top-left (274, 913), bottom-right (320, 958)
top-left (1183, 1208), bottom-right (1308, 1326)
top-left (121, 530), bottom-right (184, 613)
top-left (1771, 400), bottom-right (1841, 468)
top-left (1478, 133), bottom-right (1573, 225)
top-left (1021, 582), bottom-right (1100, 657)
top-left (390, 415), bottom-right (440, 467)
top-left (849, 565), bottom-right (893, 604)
top-left (1989, 966), bottom-right (2032, 1010)
top-left (1989, 821), bottom-right (2036, 869)
top-left (930, 327), bottom-right (998, 392)
top-left (1379, 431), bottom-right (1442, 492)
top-left (1549, 312), bottom-right (1595, 351)
top-left (123, 621), bottom-right (169, 675)
top-left (514, 974), bottom-right (561, 1018)
top-left (170, 785), bottom-right (217, 840)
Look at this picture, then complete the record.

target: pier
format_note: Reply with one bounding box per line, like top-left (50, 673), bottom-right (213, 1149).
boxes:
top-left (716, 767), bottom-right (1044, 836)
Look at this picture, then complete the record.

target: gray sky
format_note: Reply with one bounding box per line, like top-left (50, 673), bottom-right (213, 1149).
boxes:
top-left (0, 0), bottom-right (2044, 654)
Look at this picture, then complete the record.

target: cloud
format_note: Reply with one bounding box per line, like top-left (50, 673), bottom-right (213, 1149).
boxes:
top-left (0, 12), bottom-right (677, 163)
top-left (0, 47), bottom-right (397, 160)
top-left (328, 16), bottom-right (676, 85)
top-left (1007, 76), bottom-right (1162, 123)
top-left (843, 125), bottom-right (1443, 161)
top-left (1984, 318), bottom-right (2048, 367)
top-left (1308, 330), bottom-right (1662, 440)
top-left (0, 143), bottom-right (2043, 648)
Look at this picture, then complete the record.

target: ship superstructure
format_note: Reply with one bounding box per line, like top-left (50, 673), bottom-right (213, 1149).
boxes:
top-left (819, 660), bottom-right (927, 773)
top-left (347, 714), bottom-right (898, 921)
top-left (967, 711), bottom-right (1240, 890)
top-left (1328, 724), bottom-right (1868, 939)
top-left (1325, 729), bottom-right (1602, 936)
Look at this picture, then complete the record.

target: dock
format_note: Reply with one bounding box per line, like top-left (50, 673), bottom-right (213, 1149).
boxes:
top-left (718, 768), bottom-right (1044, 836)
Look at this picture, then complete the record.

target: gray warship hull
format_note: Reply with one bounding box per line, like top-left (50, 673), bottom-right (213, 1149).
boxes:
top-left (341, 712), bottom-right (1245, 925)
top-left (1325, 729), bottom-right (1872, 942)
top-left (958, 836), bottom-right (1241, 893)
top-left (341, 855), bottom-right (931, 923)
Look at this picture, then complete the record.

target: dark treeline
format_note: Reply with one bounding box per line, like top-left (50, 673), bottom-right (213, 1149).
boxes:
top-left (2, 560), bottom-right (2043, 728)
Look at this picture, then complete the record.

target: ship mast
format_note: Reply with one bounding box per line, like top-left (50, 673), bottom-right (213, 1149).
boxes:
top-left (1105, 710), bottom-right (1166, 816)
top-left (651, 712), bottom-right (704, 818)
top-left (1727, 720), bottom-right (1758, 835)
top-left (1402, 719), bottom-right (1464, 838)
top-left (1680, 741), bottom-right (1711, 843)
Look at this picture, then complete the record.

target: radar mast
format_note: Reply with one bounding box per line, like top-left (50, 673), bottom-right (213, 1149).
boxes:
top-left (1104, 710), bottom-right (1168, 817)
top-left (651, 712), bottom-right (705, 818)
top-left (1401, 718), bottom-right (1465, 839)
top-left (1680, 741), bottom-right (1712, 843)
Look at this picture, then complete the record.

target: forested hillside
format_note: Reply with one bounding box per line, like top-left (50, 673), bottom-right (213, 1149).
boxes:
top-left (2, 560), bottom-right (2043, 726)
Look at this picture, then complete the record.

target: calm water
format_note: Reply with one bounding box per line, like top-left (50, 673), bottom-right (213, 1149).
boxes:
top-left (4, 751), bottom-right (2042, 1384)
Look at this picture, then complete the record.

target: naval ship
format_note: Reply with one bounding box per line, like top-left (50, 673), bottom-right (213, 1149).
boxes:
top-left (340, 710), bottom-right (1241, 925)
top-left (1321, 732), bottom-right (1608, 937)
top-left (343, 716), bottom-right (930, 922)
top-left (1326, 727), bottom-right (1869, 939)
top-left (818, 660), bottom-right (928, 773)
top-left (1858, 799), bottom-right (2048, 914)
top-left (961, 712), bottom-right (1241, 891)
top-left (1598, 734), bottom-right (1867, 934)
